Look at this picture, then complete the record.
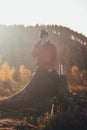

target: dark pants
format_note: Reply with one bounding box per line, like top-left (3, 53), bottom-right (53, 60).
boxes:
top-left (26, 69), bottom-right (61, 98)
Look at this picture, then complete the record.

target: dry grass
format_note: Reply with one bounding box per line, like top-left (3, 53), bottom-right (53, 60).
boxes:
top-left (69, 85), bottom-right (87, 92)
top-left (0, 118), bottom-right (37, 130)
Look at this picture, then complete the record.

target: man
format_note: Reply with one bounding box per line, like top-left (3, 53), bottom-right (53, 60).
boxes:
top-left (31, 29), bottom-right (60, 98)
top-left (32, 29), bottom-right (58, 72)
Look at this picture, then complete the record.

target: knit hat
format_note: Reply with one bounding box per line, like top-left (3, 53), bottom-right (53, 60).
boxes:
top-left (40, 29), bottom-right (48, 38)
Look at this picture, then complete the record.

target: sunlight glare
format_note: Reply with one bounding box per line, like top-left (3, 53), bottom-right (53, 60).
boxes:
top-left (0, 0), bottom-right (86, 36)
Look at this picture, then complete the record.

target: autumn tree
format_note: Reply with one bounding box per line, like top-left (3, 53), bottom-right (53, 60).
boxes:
top-left (0, 62), bottom-right (15, 81)
top-left (19, 64), bottom-right (32, 83)
top-left (71, 66), bottom-right (81, 86)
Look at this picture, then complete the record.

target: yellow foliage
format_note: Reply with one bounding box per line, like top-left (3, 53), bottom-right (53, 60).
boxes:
top-left (19, 64), bottom-right (32, 82)
top-left (71, 66), bottom-right (81, 85)
top-left (71, 66), bottom-right (79, 77)
top-left (0, 62), bottom-right (15, 81)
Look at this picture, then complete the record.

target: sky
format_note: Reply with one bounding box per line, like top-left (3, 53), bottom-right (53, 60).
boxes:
top-left (0, 0), bottom-right (87, 36)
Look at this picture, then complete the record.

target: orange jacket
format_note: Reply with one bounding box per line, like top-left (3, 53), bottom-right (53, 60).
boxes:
top-left (32, 40), bottom-right (58, 70)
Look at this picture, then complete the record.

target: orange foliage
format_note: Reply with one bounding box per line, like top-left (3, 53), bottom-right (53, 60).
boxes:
top-left (0, 62), bottom-right (15, 81)
top-left (71, 66), bottom-right (82, 85)
top-left (71, 66), bottom-right (79, 77)
top-left (19, 64), bottom-right (32, 82)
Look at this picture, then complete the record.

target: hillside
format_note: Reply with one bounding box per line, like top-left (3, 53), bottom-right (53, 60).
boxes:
top-left (0, 24), bottom-right (87, 86)
top-left (0, 24), bottom-right (87, 68)
top-left (0, 24), bottom-right (87, 130)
